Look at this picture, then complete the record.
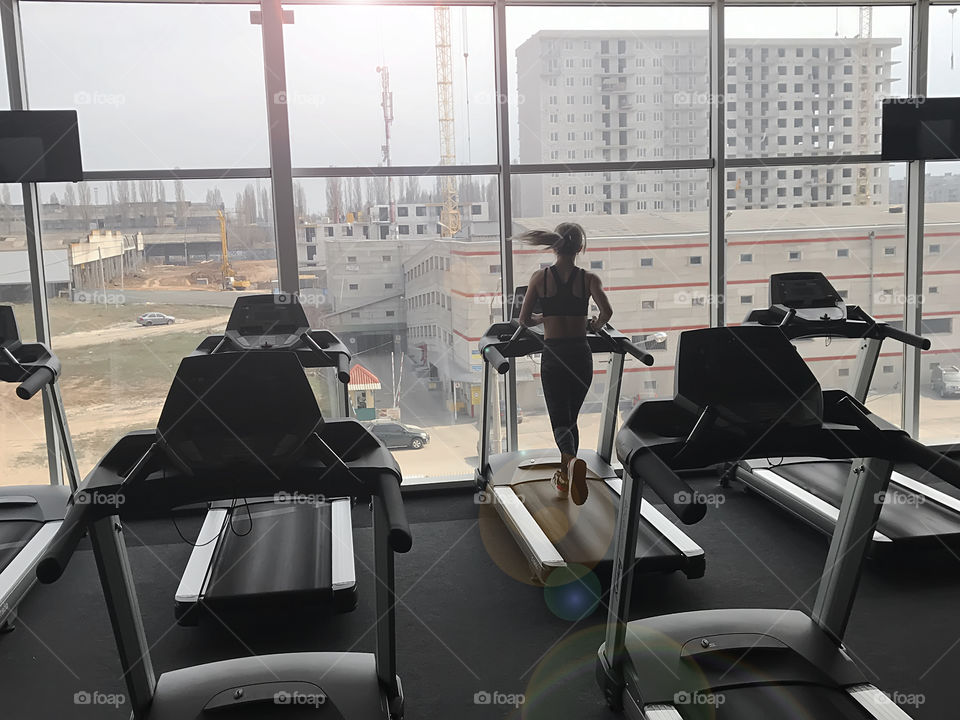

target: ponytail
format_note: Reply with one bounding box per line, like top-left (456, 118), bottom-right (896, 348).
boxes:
top-left (515, 222), bottom-right (586, 256)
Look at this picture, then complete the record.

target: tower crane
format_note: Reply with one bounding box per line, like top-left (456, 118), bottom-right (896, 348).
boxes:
top-left (434, 7), bottom-right (461, 237)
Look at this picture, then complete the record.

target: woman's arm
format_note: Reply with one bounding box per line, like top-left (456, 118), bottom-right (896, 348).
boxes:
top-left (587, 271), bottom-right (613, 331)
top-left (518, 270), bottom-right (544, 327)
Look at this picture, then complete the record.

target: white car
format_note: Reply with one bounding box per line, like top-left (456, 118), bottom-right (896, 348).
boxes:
top-left (137, 312), bottom-right (175, 326)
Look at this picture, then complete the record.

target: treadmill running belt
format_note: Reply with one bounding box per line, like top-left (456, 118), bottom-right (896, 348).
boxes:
top-left (702, 684), bottom-right (874, 720)
top-left (777, 462), bottom-right (960, 540)
top-left (0, 520), bottom-right (40, 570)
top-left (516, 479), bottom-right (682, 571)
top-left (206, 501), bottom-right (332, 599)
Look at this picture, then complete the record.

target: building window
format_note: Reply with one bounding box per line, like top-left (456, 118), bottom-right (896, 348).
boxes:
top-left (350, 312), bottom-right (360, 319)
top-left (398, 225), bottom-right (409, 235)
top-left (839, 368), bottom-right (850, 377)
top-left (385, 283), bottom-right (394, 289)
top-left (643, 380), bottom-right (658, 390)
top-left (689, 255), bottom-right (702, 265)
top-left (490, 264), bottom-right (501, 274)
top-left (930, 244), bottom-right (941, 254)
top-left (641, 300), bottom-right (655, 310)
top-left (740, 295), bottom-right (753, 305)
top-left (348, 283), bottom-right (359, 290)
top-left (739, 253), bottom-right (753, 263)
top-left (347, 255), bottom-right (357, 262)
top-left (882, 365), bottom-right (895, 374)
top-left (640, 257), bottom-right (653, 267)
top-left (837, 248), bottom-right (849, 258)
top-left (386, 310), bottom-right (395, 317)
top-left (883, 247), bottom-right (895, 256)
top-left (590, 260), bottom-right (603, 269)
top-left (397, 207), bottom-right (408, 217)
top-left (929, 286), bottom-right (939, 295)
top-left (788, 250), bottom-right (801, 261)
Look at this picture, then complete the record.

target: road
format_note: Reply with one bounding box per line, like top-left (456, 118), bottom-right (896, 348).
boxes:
top-left (54, 315), bottom-right (230, 349)
top-left (78, 288), bottom-right (260, 307)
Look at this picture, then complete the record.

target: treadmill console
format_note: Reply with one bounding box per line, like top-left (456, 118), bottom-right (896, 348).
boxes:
top-left (223, 294), bottom-right (310, 350)
top-left (769, 272), bottom-right (846, 322)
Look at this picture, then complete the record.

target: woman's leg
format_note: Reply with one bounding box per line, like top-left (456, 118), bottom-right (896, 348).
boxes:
top-left (565, 342), bottom-right (593, 504)
top-left (541, 347), bottom-right (576, 496)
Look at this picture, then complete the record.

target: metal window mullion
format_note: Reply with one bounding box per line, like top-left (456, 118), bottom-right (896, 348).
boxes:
top-left (709, 0), bottom-right (726, 328)
top-left (258, 0), bottom-right (299, 294)
top-left (903, 0), bottom-right (929, 437)
top-left (2, 0), bottom-right (64, 486)
top-left (493, 0), bottom-right (517, 450)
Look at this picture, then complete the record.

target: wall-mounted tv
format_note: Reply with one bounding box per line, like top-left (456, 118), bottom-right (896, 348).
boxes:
top-left (881, 98), bottom-right (960, 162)
top-left (0, 110), bottom-right (83, 183)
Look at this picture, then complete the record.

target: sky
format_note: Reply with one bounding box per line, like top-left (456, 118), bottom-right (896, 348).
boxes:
top-left (2, 2), bottom-right (960, 209)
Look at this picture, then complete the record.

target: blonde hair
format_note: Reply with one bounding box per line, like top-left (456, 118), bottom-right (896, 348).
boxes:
top-left (515, 222), bottom-right (586, 257)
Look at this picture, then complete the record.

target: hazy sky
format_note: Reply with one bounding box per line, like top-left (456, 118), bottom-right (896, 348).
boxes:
top-left (3, 2), bottom-right (960, 208)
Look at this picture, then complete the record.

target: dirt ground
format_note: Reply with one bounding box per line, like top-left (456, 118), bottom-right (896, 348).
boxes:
top-left (121, 259), bottom-right (278, 290)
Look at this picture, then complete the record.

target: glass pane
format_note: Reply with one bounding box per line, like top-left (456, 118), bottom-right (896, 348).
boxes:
top-left (284, 6), bottom-right (496, 167)
top-left (511, 170), bottom-right (711, 452)
top-left (919, 161), bottom-right (960, 444)
top-left (0, 184), bottom-right (52, 485)
top-left (927, 6), bottom-right (960, 97)
top-left (40, 179), bottom-right (279, 476)
top-left (295, 174), bottom-right (498, 484)
top-left (724, 6), bottom-right (910, 161)
top-left (727, 163), bottom-right (906, 426)
top-left (508, 8), bottom-right (710, 165)
top-left (21, 4), bottom-right (269, 170)
top-left (0, 30), bottom-right (8, 111)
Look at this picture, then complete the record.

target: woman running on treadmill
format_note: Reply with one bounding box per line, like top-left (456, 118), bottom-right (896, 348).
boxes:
top-left (515, 223), bottom-right (613, 506)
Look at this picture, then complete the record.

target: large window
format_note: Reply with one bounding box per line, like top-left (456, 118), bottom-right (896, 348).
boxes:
top-left (37, 178), bottom-right (278, 476)
top-left (507, 7), bottom-right (710, 164)
top-left (0, 184), bottom-right (52, 486)
top-left (20, 3), bottom-right (270, 170)
top-left (284, 6), bottom-right (496, 168)
top-left (294, 174), bottom-right (497, 483)
top-left (724, 7), bottom-right (910, 161)
top-left (727, 163), bottom-right (906, 426)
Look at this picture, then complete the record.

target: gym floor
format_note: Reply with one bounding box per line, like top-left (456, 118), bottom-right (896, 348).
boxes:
top-left (1, 475), bottom-right (958, 719)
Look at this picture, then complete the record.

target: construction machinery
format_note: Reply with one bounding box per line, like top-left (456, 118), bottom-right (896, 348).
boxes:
top-left (217, 206), bottom-right (250, 291)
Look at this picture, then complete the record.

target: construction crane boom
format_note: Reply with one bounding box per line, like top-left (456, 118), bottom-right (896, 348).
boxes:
top-left (434, 7), bottom-right (461, 237)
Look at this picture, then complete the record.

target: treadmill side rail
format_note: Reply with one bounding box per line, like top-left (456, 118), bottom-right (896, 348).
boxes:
top-left (848, 684), bottom-right (915, 720)
top-left (492, 486), bottom-right (565, 579)
top-left (0, 521), bottom-right (62, 625)
top-left (604, 478), bottom-right (705, 558)
top-left (330, 498), bottom-right (356, 591)
top-left (175, 509), bottom-right (227, 604)
top-left (641, 705), bottom-right (685, 720)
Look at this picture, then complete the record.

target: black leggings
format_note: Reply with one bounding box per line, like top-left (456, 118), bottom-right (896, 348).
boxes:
top-left (540, 337), bottom-right (593, 457)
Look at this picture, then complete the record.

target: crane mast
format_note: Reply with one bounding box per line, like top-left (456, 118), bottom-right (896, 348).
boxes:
top-left (434, 7), bottom-right (461, 237)
top-left (377, 65), bottom-right (397, 235)
top-left (855, 6), bottom-right (874, 206)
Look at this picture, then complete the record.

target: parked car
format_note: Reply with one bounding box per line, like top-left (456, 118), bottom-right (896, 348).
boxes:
top-left (363, 420), bottom-right (430, 450)
top-left (137, 312), bottom-right (175, 326)
top-left (932, 364), bottom-right (960, 398)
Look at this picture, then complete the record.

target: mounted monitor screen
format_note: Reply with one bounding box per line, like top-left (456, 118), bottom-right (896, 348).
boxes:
top-left (0, 111), bottom-right (83, 183)
top-left (509, 286), bottom-right (542, 320)
top-left (881, 98), bottom-right (960, 161)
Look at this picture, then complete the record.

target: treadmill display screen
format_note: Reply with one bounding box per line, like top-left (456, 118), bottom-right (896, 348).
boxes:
top-left (509, 286), bottom-right (542, 319)
top-left (225, 296), bottom-right (309, 337)
top-left (0, 111), bottom-right (83, 183)
top-left (769, 273), bottom-right (843, 309)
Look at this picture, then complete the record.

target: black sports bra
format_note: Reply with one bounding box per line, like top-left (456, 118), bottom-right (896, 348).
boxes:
top-left (540, 266), bottom-right (589, 317)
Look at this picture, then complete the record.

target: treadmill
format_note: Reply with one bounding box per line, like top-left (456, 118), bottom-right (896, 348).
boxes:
top-left (475, 288), bottom-right (704, 584)
top-left (173, 294), bottom-right (358, 624)
top-left (0, 305), bottom-right (80, 631)
top-left (598, 323), bottom-right (960, 719)
top-left (37, 349), bottom-right (411, 720)
top-left (726, 272), bottom-right (960, 559)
